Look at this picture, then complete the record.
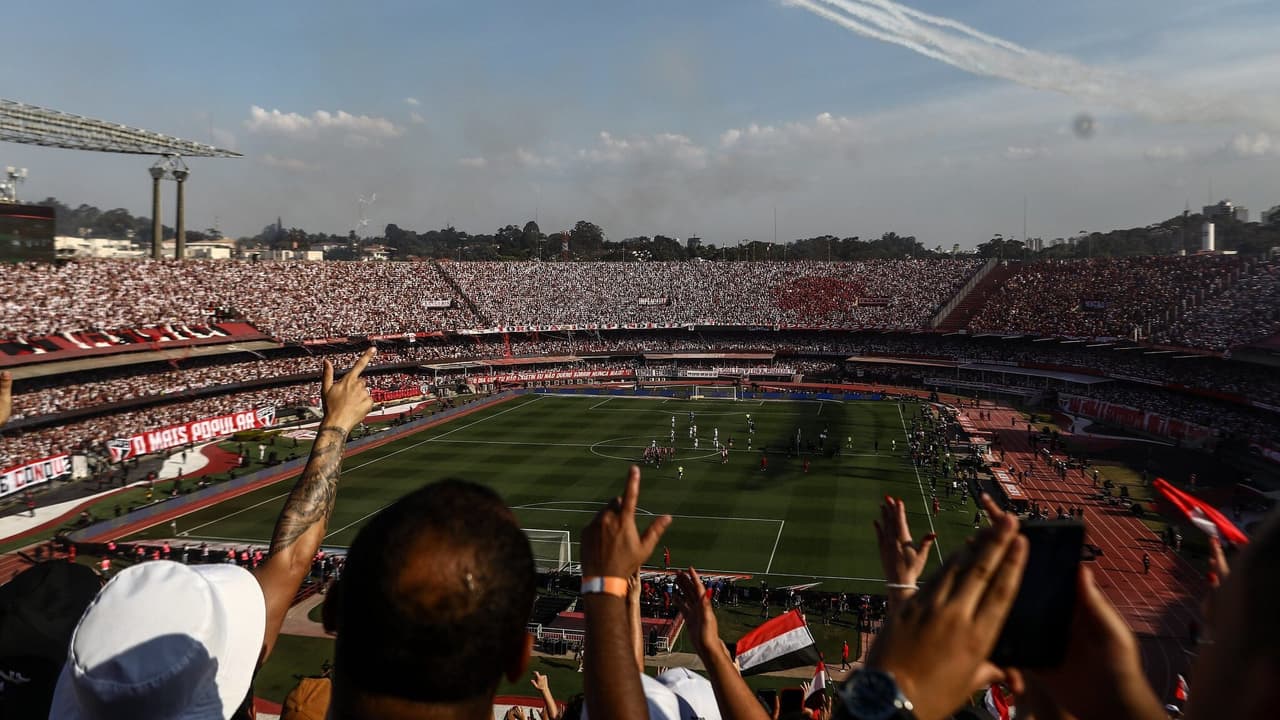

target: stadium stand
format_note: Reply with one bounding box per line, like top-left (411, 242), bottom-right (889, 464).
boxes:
top-left (967, 255), bottom-right (1247, 340)
top-left (442, 259), bottom-right (982, 328)
top-left (1156, 260), bottom-right (1280, 350)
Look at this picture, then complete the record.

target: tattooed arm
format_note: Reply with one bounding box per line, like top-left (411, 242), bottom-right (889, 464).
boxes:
top-left (0, 371), bottom-right (12, 427)
top-left (254, 348), bottom-right (375, 665)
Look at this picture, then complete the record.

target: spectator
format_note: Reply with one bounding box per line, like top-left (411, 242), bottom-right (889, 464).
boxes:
top-left (323, 478), bottom-right (537, 719)
top-left (579, 465), bottom-right (676, 720)
top-left (48, 348), bottom-right (374, 719)
top-left (1185, 514), bottom-right (1280, 720)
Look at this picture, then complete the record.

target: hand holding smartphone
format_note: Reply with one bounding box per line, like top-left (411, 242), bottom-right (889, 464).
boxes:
top-left (990, 520), bottom-right (1085, 668)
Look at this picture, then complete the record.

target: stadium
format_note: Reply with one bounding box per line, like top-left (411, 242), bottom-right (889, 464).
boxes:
top-left (2, 4), bottom-right (1280, 720)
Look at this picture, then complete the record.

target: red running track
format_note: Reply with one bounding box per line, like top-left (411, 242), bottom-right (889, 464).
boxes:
top-left (968, 405), bottom-right (1199, 702)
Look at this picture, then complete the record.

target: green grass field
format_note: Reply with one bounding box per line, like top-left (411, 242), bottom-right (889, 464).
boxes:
top-left (128, 393), bottom-right (979, 591)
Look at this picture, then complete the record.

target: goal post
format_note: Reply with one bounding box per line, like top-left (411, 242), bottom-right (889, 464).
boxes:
top-left (692, 385), bottom-right (739, 401)
top-left (524, 528), bottom-right (572, 573)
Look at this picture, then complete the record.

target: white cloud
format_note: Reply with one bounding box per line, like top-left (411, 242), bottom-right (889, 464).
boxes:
top-left (405, 97), bottom-right (420, 106)
top-left (260, 154), bottom-right (314, 172)
top-left (409, 111), bottom-right (426, 125)
top-left (578, 131), bottom-right (708, 170)
top-left (457, 156), bottom-right (488, 168)
top-left (719, 112), bottom-right (859, 154)
top-left (1228, 132), bottom-right (1276, 157)
top-left (1003, 145), bottom-right (1051, 161)
top-left (245, 106), bottom-right (402, 139)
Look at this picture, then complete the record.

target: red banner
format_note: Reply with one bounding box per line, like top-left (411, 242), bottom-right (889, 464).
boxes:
top-left (1059, 395), bottom-right (1215, 446)
top-left (107, 407), bottom-right (277, 462)
top-left (1, 454), bottom-right (72, 498)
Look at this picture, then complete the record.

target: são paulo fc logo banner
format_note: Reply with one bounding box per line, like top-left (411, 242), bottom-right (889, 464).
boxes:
top-left (107, 407), bottom-right (278, 462)
top-left (0, 454), bottom-right (72, 499)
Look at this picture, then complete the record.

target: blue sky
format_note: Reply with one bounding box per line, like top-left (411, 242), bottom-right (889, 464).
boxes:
top-left (3, 0), bottom-right (1278, 247)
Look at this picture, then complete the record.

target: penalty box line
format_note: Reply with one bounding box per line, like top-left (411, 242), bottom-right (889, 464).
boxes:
top-left (512, 504), bottom-right (786, 576)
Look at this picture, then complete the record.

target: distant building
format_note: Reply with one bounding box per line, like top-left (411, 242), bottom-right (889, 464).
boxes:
top-left (1203, 199), bottom-right (1249, 223)
top-left (1262, 205), bottom-right (1280, 225)
top-left (55, 235), bottom-right (143, 259)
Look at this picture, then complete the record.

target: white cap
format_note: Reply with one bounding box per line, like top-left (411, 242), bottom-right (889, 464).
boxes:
top-left (656, 667), bottom-right (722, 720)
top-left (51, 561), bottom-right (267, 720)
top-left (582, 671), bottom-right (720, 720)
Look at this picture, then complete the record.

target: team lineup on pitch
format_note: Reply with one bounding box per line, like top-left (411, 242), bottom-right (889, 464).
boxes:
top-left (127, 393), bottom-right (977, 592)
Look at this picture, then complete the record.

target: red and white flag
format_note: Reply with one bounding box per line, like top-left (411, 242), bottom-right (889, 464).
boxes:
top-left (1174, 673), bottom-right (1189, 703)
top-left (804, 660), bottom-right (828, 708)
top-left (734, 609), bottom-right (820, 676)
top-left (1153, 479), bottom-right (1249, 546)
top-left (983, 684), bottom-right (1015, 720)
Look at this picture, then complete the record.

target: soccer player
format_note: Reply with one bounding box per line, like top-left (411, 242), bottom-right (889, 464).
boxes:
top-left (693, 436), bottom-right (699, 449)
top-left (760, 454), bottom-right (768, 472)
top-left (713, 427), bottom-right (719, 445)
top-left (803, 458), bottom-right (810, 474)
top-left (677, 465), bottom-right (685, 480)
top-left (663, 546), bottom-right (671, 569)
top-left (720, 446), bottom-right (729, 464)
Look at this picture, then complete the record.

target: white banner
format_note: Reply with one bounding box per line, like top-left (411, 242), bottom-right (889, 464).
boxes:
top-left (108, 407), bottom-right (277, 462)
top-left (421, 298), bottom-right (454, 309)
top-left (472, 369), bottom-right (634, 384)
top-left (0, 454), bottom-right (72, 498)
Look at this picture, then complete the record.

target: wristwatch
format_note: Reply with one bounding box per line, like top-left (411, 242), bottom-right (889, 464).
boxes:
top-left (837, 669), bottom-right (917, 720)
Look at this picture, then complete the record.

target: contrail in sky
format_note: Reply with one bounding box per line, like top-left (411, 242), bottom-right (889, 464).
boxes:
top-left (784, 0), bottom-right (1280, 131)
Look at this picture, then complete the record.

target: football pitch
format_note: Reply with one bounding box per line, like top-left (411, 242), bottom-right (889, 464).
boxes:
top-left (129, 393), bottom-right (979, 593)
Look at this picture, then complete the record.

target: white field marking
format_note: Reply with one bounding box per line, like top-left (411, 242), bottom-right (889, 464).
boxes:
top-left (670, 565), bottom-right (889, 583)
top-left (510, 505), bottom-right (786, 524)
top-left (897, 403), bottom-right (944, 564)
top-left (816, 401), bottom-right (824, 416)
top-left (765, 520), bottom-right (786, 573)
top-left (432, 437), bottom-right (885, 459)
top-left (178, 396), bottom-right (545, 537)
top-left (321, 398), bottom-right (551, 538)
top-left (181, 534), bottom-right (272, 545)
top-left (588, 397), bottom-right (613, 410)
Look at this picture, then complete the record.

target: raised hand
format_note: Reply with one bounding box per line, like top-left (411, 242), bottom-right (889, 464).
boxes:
top-left (321, 347), bottom-right (375, 432)
top-left (1024, 567), bottom-right (1164, 720)
top-left (874, 495), bottom-right (936, 604)
top-left (866, 508), bottom-right (1028, 720)
top-left (530, 671), bottom-right (550, 693)
top-left (674, 568), bottom-right (722, 659)
top-left (581, 465), bottom-right (672, 579)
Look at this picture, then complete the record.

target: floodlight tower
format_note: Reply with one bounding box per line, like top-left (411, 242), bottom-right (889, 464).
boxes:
top-left (171, 157), bottom-right (190, 259)
top-left (4, 167), bottom-right (27, 202)
top-left (149, 162), bottom-right (168, 259)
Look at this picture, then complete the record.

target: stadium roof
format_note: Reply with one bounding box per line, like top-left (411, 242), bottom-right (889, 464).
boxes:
top-left (0, 99), bottom-right (240, 157)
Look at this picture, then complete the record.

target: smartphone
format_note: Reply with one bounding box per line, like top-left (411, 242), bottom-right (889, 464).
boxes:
top-left (779, 687), bottom-right (805, 713)
top-left (989, 520), bottom-right (1084, 668)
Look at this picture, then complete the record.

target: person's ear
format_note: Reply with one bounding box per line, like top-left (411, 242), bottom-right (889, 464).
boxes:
top-left (322, 577), bottom-right (343, 634)
top-left (507, 631), bottom-right (535, 682)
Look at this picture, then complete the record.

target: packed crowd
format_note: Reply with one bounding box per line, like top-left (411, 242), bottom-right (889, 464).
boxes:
top-left (5, 256), bottom-right (1278, 353)
top-left (445, 259), bottom-right (982, 328)
top-left (0, 360), bottom-right (1269, 720)
top-left (8, 348), bottom-right (416, 420)
top-left (0, 384), bottom-right (318, 467)
top-left (969, 255), bottom-right (1247, 340)
top-left (1157, 261), bottom-right (1280, 350)
top-left (0, 259), bottom-right (475, 341)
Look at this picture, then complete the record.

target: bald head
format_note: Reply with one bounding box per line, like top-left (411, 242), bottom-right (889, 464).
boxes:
top-left (330, 480), bottom-right (536, 709)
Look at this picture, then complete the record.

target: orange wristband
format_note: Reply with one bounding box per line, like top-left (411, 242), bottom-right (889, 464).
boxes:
top-left (581, 576), bottom-right (628, 597)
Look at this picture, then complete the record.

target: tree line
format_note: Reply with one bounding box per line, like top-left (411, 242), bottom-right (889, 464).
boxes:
top-left (36, 196), bottom-right (1280, 261)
